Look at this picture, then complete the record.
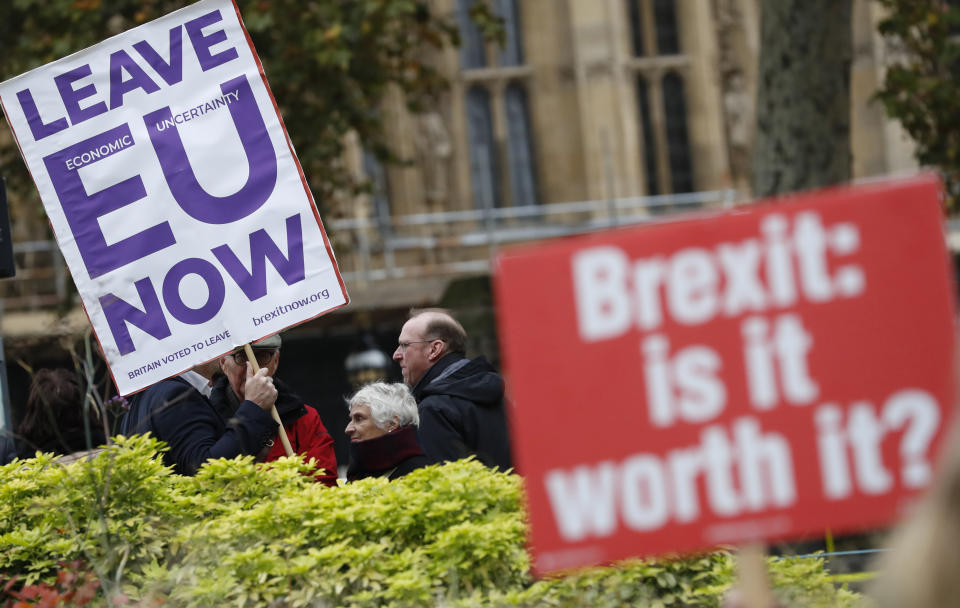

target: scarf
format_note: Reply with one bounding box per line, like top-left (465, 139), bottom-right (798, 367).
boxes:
top-left (346, 425), bottom-right (425, 481)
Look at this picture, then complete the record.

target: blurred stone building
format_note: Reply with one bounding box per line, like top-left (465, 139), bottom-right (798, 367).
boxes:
top-left (0, 0), bottom-right (923, 461)
top-left (336, 0), bottom-right (913, 223)
top-left (324, 0), bottom-right (917, 314)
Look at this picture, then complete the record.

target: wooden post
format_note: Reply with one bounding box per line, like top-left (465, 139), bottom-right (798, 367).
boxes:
top-left (244, 343), bottom-right (295, 457)
top-left (737, 543), bottom-right (774, 608)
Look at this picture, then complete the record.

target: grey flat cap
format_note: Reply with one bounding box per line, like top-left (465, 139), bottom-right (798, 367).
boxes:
top-left (251, 333), bottom-right (282, 349)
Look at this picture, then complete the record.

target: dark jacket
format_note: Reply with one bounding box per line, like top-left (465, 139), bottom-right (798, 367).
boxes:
top-left (120, 376), bottom-right (277, 475)
top-left (346, 425), bottom-right (431, 481)
top-left (209, 376), bottom-right (338, 486)
top-left (411, 353), bottom-right (513, 470)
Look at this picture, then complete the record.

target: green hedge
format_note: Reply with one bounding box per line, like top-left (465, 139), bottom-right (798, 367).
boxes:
top-left (0, 436), bottom-right (865, 607)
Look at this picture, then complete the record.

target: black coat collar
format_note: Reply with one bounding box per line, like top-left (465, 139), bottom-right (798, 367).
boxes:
top-left (411, 352), bottom-right (465, 401)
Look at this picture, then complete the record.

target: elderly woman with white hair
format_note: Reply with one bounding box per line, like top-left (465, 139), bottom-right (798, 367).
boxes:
top-left (344, 382), bottom-right (431, 481)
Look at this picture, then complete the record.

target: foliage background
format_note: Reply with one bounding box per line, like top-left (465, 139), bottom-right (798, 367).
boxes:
top-left (877, 0), bottom-right (960, 212)
top-left (0, 437), bottom-right (867, 607)
top-left (874, 0), bottom-right (960, 211)
top-left (0, 0), bottom-right (502, 238)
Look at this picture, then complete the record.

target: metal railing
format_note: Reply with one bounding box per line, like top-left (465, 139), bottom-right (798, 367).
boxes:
top-left (329, 189), bottom-right (738, 283)
top-left (0, 190), bottom-right (738, 312)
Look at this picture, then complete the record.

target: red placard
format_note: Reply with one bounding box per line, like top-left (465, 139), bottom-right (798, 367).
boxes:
top-left (493, 175), bottom-right (957, 574)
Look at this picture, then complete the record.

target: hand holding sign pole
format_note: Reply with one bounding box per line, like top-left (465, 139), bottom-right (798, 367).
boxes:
top-left (243, 343), bottom-right (294, 458)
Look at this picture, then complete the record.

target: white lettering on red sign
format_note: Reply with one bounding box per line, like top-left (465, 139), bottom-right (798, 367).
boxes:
top-left (572, 212), bottom-right (864, 342)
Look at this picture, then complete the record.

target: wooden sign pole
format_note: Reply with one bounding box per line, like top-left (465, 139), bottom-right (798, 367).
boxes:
top-left (244, 343), bottom-right (295, 457)
top-left (737, 543), bottom-right (774, 608)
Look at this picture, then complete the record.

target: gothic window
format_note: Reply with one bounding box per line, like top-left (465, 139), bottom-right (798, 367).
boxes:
top-left (504, 82), bottom-right (539, 206)
top-left (627, 0), bottom-right (694, 194)
top-left (627, 0), bottom-right (646, 57)
top-left (662, 72), bottom-right (694, 193)
top-left (653, 0), bottom-right (680, 55)
top-left (457, 0), bottom-right (486, 70)
top-left (362, 150), bottom-right (392, 228)
top-left (497, 0), bottom-right (524, 67)
top-left (635, 76), bottom-right (660, 195)
top-left (458, 2), bottom-right (538, 209)
top-left (465, 86), bottom-right (501, 210)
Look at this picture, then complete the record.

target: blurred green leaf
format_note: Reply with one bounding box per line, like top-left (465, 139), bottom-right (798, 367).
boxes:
top-left (875, 0), bottom-right (960, 211)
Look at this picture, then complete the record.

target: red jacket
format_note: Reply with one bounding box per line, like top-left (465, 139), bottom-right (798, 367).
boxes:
top-left (263, 404), bottom-right (338, 486)
top-left (210, 376), bottom-right (338, 486)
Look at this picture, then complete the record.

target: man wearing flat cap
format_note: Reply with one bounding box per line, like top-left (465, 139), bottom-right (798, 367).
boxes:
top-left (210, 334), bottom-right (338, 485)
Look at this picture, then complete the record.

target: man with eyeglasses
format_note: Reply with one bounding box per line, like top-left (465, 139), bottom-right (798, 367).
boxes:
top-left (120, 353), bottom-right (279, 476)
top-left (210, 333), bottom-right (338, 486)
top-left (393, 309), bottom-right (512, 470)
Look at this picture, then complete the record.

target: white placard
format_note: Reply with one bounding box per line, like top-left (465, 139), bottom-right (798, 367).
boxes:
top-left (0, 0), bottom-right (348, 394)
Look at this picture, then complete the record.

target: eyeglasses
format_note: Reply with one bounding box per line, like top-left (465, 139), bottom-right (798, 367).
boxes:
top-left (232, 349), bottom-right (278, 367)
top-left (397, 339), bottom-right (441, 352)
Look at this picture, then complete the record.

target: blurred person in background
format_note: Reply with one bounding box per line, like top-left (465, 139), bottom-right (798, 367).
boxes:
top-left (211, 333), bottom-right (338, 486)
top-left (16, 368), bottom-right (106, 460)
top-left (344, 382), bottom-right (430, 481)
top-left (870, 417), bottom-right (960, 607)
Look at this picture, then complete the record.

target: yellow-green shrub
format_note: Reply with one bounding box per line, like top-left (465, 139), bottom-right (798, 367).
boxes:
top-left (0, 437), bottom-right (866, 607)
